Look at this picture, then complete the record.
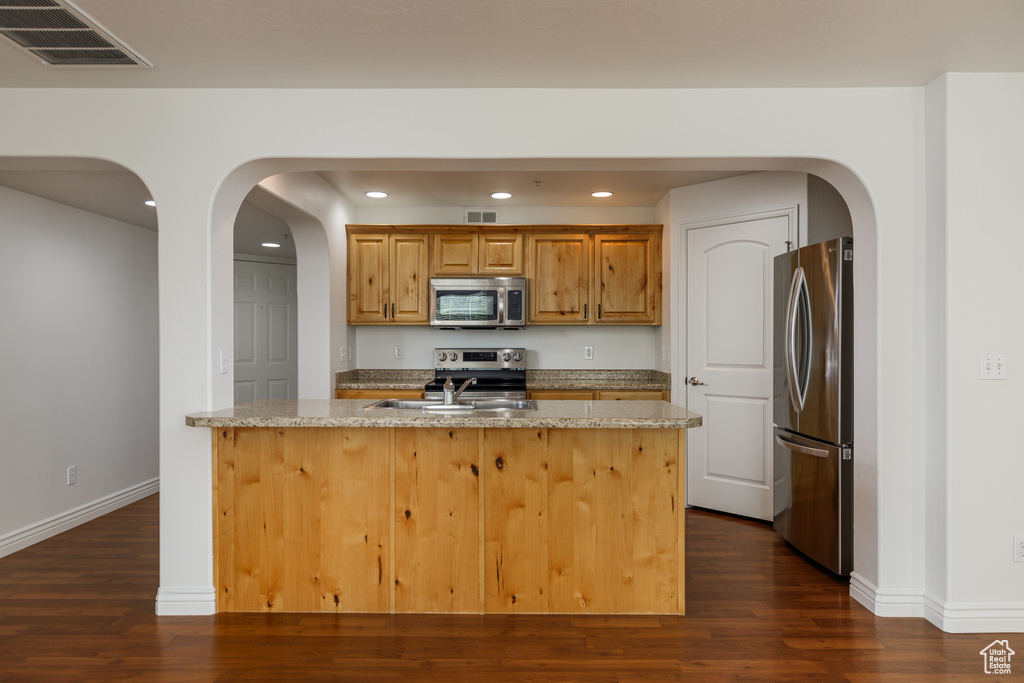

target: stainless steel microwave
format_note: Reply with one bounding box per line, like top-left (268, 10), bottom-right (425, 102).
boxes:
top-left (429, 277), bottom-right (527, 329)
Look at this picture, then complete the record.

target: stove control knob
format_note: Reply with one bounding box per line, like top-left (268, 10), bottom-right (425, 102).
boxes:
top-left (502, 352), bottom-right (512, 362)
top-left (513, 351), bottom-right (522, 362)
top-left (437, 352), bottom-right (447, 362)
top-left (450, 352), bottom-right (458, 361)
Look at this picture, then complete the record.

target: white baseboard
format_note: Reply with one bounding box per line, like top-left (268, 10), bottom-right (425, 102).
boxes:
top-left (851, 572), bottom-right (1024, 633)
top-left (0, 477), bottom-right (160, 559)
top-left (849, 571), bottom-right (925, 618)
top-left (155, 586), bottom-right (217, 615)
top-left (923, 593), bottom-right (1024, 634)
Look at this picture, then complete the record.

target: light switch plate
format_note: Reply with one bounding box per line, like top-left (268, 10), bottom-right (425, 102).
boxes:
top-left (980, 353), bottom-right (1007, 380)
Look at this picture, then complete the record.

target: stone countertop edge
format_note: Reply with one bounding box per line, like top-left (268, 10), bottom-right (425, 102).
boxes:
top-left (187, 399), bottom-right (701, 430)
top-left (336, 369), bottom-right (671, 391)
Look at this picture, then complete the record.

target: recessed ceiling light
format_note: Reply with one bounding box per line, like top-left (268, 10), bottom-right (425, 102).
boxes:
top-left (262, 242), bottom-right (281, 248)
top-left (365, 191), bottom-right (388, 199)
top-left (491, 192), bottom-right (512, 199)
top-left (592, 191), bottom-right (613, 198)
top-left (144, 199), bottom-right (156, 207)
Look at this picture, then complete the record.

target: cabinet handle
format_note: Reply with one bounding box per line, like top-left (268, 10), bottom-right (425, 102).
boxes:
top-left (391, 303), bottom-right (395, 319)
top-left (384, 303), bottom-right (388, 319)
top-left (583, 304), bottom-right (587, 318)
top-left (598, 304), bottom-right (602, 319)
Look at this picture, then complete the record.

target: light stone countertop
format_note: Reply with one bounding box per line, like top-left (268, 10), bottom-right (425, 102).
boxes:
top-left (186, 399), bottom-right (701, 430)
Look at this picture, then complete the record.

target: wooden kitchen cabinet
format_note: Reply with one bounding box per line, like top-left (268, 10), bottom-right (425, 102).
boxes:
top-left (432, 233), bottom-right (478, 275)
top-left (594, 233), bottom-right (661, 325)
top-left (528, 389), bottom-right (595, 400)
top-left (596, 390), bottom-right (669, 401)
top-left (530, 389), bottom-right (668, 401)
top-left (348, 233), bottom-right (429, 324)
top-left (432, 233), bottom-right (523, 276)
top-left (336, 389), bottom-right (424, 399)
top-left (527, 233), bottom-right (590, 323)
top-left (478, 233), bottom-right (523, 274)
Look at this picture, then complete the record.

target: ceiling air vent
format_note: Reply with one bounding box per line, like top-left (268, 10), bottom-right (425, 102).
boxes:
top-left (0, 0), bottom-right (151, 67)
top-left (465, 209), bottom-right (499, 224)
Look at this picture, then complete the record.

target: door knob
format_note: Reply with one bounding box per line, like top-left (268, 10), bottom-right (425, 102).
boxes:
top-left (687, 376), bottom-right (707, 386)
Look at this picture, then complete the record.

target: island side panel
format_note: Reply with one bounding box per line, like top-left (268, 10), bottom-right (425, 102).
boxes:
top-left (678, 430), bottom-right (686, 615)
top-left (483, 428), bottom-right (681, 614)
top-left (394, 428), bottom-right (480, 613)
top-left (483, 428), bottom-right (578, 613)
top-left (214, 427), bottom-right (390, 613)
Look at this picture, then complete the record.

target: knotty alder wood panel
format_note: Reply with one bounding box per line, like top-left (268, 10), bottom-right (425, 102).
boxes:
top-left (394, 428), bottom-right (480, 613)
top-left (527, 233), bottom-right (590, 323)
top-left (213, 425), bottom-right (685, 614)
top-left (335, 389), bottom-right (424, 399)
top-left (594, 233), bottom-right (661, 324)
top-left (483, 428), bottom-right (683, 614)
top-left (214, 427), bottom-right (391, 613)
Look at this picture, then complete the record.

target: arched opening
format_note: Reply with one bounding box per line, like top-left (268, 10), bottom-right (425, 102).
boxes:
top-left (0, 156), bottom-right (160, 557)
top-left (210, 157), bottom-right (878, 590)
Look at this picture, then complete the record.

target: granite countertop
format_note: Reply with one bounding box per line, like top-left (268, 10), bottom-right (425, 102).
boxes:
top-left (335, 369), bottom-right (671, 392)
top-left (186, 399), bottom-right (701, 430)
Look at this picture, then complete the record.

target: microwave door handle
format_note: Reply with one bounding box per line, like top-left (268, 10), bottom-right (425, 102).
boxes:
top-left (497, 287), bottom-right (505, 324)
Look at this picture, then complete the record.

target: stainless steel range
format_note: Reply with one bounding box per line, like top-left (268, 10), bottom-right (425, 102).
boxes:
top-left (424, 347), bottom-right (527, 400)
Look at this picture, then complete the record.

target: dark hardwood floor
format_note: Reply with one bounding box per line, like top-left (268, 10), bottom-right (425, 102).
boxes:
top-left (0, 495), bottom-right (1002, 681)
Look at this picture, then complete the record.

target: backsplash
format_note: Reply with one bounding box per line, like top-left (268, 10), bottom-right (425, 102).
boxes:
top-left (354, 325), bottom-right (660, 370)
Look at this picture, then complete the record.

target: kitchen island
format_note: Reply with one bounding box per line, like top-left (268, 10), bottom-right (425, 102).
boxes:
top-left (187, 399), bottom-right (701, 615)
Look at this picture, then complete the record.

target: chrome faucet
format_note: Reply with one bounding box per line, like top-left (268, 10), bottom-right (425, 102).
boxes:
top-left (443, 376), bottom-right (477, 404)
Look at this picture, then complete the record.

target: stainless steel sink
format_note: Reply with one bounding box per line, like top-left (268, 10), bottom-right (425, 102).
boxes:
top-left (364, 398), bottom-right (537, 412)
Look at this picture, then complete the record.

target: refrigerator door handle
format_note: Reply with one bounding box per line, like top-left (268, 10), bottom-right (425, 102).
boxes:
top-left (775, 433), bottom-right (830, 458)
top-left (785, 266), bottom-right (811, 413)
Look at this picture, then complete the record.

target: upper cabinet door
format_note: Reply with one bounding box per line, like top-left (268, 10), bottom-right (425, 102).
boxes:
top-left (432, 233), bottom-right (478, 275)
top-left (527, 234), bottom-right (590, 324)
top-left (594, 234), bottom-right (660, 324)
top-left (390, 234), bottom-right (429, 323)
top-left (348, 233), bottom-right (390, 323)
top-left (478, 233), bottom-right (523, 275)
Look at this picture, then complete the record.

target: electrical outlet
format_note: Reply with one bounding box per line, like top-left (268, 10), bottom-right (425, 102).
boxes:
top-left (67, 465), bottom-right (76, 486)
top-left (584, 346), bottom-right (594, 360)
top-left (218, 348), bottom-right (229, 374)
top-left (1014, 535), bottom-right (1024, 563)
top-left (394, 345), bottom-right (404, 360)
top-left (980, 353), bottom-right (1007, 380)
top-left (340, 346), bottom-right (347, 362)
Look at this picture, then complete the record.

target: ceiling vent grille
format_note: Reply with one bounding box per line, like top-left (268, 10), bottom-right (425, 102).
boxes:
top-left (465, 209), bottom-right (499, 224)
top-left (0, 0), bottom-right (151, 67)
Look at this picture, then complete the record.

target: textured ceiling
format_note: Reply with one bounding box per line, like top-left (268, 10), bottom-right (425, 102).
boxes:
top-left (0, 0), bottom-right (1022, 89)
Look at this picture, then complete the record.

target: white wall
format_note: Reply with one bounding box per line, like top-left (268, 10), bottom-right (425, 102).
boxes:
top-left (937, 73), bottom-right (1024, 631)
top-left (0, 185), bottom-right (158, 556)
top-left (354, 204), bottom-right (657, 225)
top-left (0, 82), bottom-right (998, 629)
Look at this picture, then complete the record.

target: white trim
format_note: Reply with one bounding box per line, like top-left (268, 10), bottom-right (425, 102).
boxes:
top-left (0, 477), bottom-right (159, 559)
top-left (849, 571), bottom-right (925, 618)
top-left (155, 586), bottom-right (217, 616)
top-left (923, 593), bottom-right (1024, 634)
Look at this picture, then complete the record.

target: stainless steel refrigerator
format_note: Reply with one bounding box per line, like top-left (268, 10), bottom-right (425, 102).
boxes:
top-left (773, 237), bottom-right (854, 575)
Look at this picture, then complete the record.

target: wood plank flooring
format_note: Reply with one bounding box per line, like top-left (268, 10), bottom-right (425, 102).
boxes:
top-left (0, 494), bottom-right (1004, 681)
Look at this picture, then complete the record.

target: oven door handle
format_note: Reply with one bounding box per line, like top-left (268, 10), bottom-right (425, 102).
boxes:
top-left (497, 287), bottom-right (505, 324)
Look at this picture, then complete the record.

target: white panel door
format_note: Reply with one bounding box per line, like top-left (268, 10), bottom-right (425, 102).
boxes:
top-left (234, 261), bottom-right (298, 403)
top-left (686, 215), bottom-right (791, 520)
